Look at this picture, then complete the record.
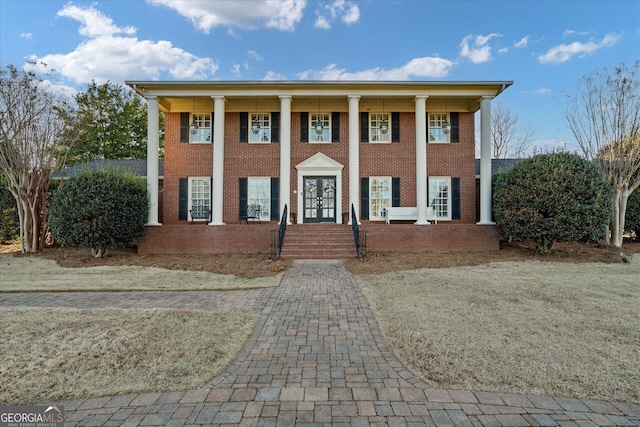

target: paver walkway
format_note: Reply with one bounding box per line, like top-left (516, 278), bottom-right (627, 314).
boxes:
top-left (2, 260), bottom-right (639, 426)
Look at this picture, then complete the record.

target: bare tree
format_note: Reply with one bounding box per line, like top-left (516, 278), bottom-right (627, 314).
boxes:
top-left (0, 65), bottom-right (79, 253)
top-left (566, 61), bottom-right (640, 247)
top-left (491, 103), bottom-right (535, 158)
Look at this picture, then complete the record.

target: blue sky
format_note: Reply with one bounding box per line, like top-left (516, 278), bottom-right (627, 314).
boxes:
top-left (1, 0), bottom-right (639, 155)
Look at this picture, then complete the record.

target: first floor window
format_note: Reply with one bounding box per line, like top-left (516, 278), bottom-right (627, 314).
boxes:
top-left (370, 113), bottom-right (390, 142)
top-left (250, 113), bottom-right (271, 143)
top-left (191, 113), bottom-right (211, 143)
top-left (189, 177), bottom-right (211, 220)
top-left (429, 177), bottom-right (451, 220)
top-left (310, 113), bottom-right (330, 142)
top-left (248, 177), bottom-right (271, 220)
top-left (370, 176), bottom-right (391, 220)
top-left (429, 113), bottom-right (449, 143)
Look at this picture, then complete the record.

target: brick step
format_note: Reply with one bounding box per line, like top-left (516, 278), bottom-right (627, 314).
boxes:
top-left (279, 224), bottom-right (357, 259)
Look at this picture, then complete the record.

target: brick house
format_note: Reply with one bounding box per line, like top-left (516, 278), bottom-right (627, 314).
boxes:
top-left (126, 80), bottom-right (511, 256)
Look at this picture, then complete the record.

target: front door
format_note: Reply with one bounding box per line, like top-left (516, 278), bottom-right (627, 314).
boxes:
top-left (303, 176), bottom-right (336, 223)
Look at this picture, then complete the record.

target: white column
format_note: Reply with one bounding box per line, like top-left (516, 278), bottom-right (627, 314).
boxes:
top-left (279, 96), bottom-right (292, 224)
top-left (210, 96), bottom-right (225, 225)
top-left (478, 96), bottom-right (494, 224)
top-left (348, 95), bottom-right (361, 224)
top-left (415, 96), bottom-right (429, 224)
top-left (145, 96), bottom-right (161, 226)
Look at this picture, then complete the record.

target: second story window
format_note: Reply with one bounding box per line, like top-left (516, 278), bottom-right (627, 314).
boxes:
top-left (310, 113), bottom-right (330, 142)
top-left (370, 113), bottom-right (390, 143)
top-left (250, 113), bottom-right (271, 143)
top-left (191, 113), bottom-right (211, 143)
top-left (429, 113), bottom-right (450, 143)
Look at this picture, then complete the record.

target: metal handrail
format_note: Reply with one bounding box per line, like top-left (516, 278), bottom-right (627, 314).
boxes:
top-left (271, 204), bottom-right (288, 260)
top-left (351, 203), bottom-right (366, 259)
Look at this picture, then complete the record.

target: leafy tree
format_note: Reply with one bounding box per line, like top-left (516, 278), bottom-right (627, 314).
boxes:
top-left (49, 168), bottom-right (148, 257)
top-left (493, 152), bottom-right (611, 253)
top-left (565, 61), bottom-right (640, 247)
top-left (67, 81), bottom-right (160, 165)
top-left (625, 186), bottom-right (640, 239)
top-left (0, 64), bottom-right (80, 253)
top-left (0, 177), bottom-right (19, 243)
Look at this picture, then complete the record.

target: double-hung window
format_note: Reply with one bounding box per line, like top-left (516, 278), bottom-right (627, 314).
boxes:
top-left (250, 113), bottom-right (271, 143)
top-left (429, 177), bottom-right (451, 220)
top-left (310, 113), bottom-right (330, 143)
top-left (191, 113), bottom-right (211, 143)
top-left (189, 177), bottom-right (211, 220)
top-left (247, 177), bottom-right (271, 221)
top-left (369, 176), bottom-right (392, 221)
top-left (428, 113), bottom-right (450, 143)
top-left (369, 113), bottom-right (390, 143)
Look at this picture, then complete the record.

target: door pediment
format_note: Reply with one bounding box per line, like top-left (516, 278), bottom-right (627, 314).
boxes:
top-left (296, 153), bottom-right (344, 171)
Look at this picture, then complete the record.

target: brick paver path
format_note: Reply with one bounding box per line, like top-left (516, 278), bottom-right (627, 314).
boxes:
top-left (2, 260), bottom-right (639, 426)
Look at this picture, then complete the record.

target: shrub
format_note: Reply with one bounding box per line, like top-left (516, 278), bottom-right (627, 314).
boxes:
top-left (493, 152), bottom-right (611, 253)
top-left (625, 189), bottom-right (640, 240)
top-left (0, 179), bottom-right (19, 243)
top-left (49, 168), bottom-right (148, 257)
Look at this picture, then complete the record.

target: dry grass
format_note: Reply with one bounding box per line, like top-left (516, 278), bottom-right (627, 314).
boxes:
top-left (357, 260), bottom-right (640, 403)
top-left (0, 308), bottom-right (258, 405)
top-left (0, 255), bottom-right (282, 292)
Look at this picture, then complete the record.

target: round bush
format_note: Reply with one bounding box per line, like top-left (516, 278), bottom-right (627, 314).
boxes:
top-left (49, 168), bottom-right (148, 257)
top-left (625, 189), bottom-right (640, 240)
top-left (493, 152), bottom-right (611, 253)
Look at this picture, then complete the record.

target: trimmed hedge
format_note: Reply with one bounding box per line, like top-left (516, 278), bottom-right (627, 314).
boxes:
top-left (625, 189), bottom-right (640, 239)
top-left (493, 152), bottom-right (611, 253)
top-left (49, 168), bottom-right (148, 257)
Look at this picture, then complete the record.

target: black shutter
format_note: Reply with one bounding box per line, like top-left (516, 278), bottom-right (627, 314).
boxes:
top-left (360, 112), bottom-right (369, 142)
top-left (271, 112), bottom-right (280, 142)
top-left (426, 177), bottom-right (430, 206)
top-left (240, 112), bottom-right (248, 143)
top-left (210, 112), bottom-right (214, 142)
top-left (270, 178), bottom-right (279, 220)
top-left (360, 177), bottom-right (369, 220)
top-left (300, 112), bottom-right (309, 143)
top-left (392, 177), bottom-right (401, 207)
top-left (180, 113), bottom-right (189, 143)
top-left (209, 178), bottom-right (213, 221)
top-left (178, 178), bottom-right (188, 220)
top-left (239, 177), bottom-right (248, 220)
top-left (331, 112), bottom-right (340, 142)
top-left (452, 177), bottom-right (461, 220)
top-left (425, 112), bottom-right (430, 141)
top-left (391, 112), bottom-right (400, 143)
top-left (450, 112), bottom-right (459, 143)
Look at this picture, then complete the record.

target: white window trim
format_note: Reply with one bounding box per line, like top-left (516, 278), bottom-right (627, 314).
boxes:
top-left (369, 176), bottom-right (392, 221)
top-left (428, 113), bottom-right (451, 144)
top-left (188, 176), bottom-right (211, 221)
top-left (309, 113), bottom-right (331, 144)
top-left (190, 113), bottom-right (211, 144)
top-left (369, 113), bottom-right (391, 144)
top-left (250, 113), bottom-right (271, 144)
top-left (428, 176), bottom-right (452, 221)
top-left (247, 176), bottom-right (271, 221)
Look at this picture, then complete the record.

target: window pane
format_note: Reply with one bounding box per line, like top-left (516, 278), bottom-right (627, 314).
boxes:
top-left (370, 177), bottom-right (391, 220)
top-left (429, 113), bottom-right (449, 142)
top-left (250, 113), bottom-right (271, 143)
top-left (310, 113), bottom-right (330, 142)
top-left (370, 113), bottom-right (390, 142)
top-left (191, 178), bottom-right (211, 209)
top-left (429, 177), bottom-right (450, 219)
top-left (248, 177), bottom-right (270, 220)
top-left (191, 114), bottom-right (211, 142)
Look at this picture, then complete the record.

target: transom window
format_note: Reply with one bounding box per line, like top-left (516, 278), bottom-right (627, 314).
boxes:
top-left (429, 177), bottom-right (451, 220)
top-left (310, 113), bottom-right (330, 143)
top-left (189, 177), bottom-right (211, 220)
top-left (248, 177), bottom-right (271, 220)
top-left (370, 176), bottom-right (391, 221)
top-left (250, 113), bottom-right (271, 143)
top-left (370, 113), bottom-right (390, 143)
top-left (191, 114), bottom-right (211, 143)
top-left (429, 113), bottom-right (450, 143)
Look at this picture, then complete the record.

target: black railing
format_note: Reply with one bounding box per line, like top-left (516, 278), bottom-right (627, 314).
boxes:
top-left (351, 203), bottom-right (367, 259)
top-left (270, 204), bottom-right (288, 260)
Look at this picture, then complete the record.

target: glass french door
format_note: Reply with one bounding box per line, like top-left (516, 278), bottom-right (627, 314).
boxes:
top-left (303, 176), bottom-right (336, 223)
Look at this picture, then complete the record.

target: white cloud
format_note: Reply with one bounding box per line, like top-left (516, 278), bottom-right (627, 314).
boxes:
top-left (148, 0), bottom-right (307, 32)
top-left (514, 36), bottom-right (529, 48)
top-left (314, 0), bottom-right (360, 29)
top-left (537, 33), bottom-right (621, 64)
top-left (20, 32), bottom-right (33, 39)
top-left (534, 88), bottom-right (551, 95)
top-left (297, 56), bottom-right (453, 80)
top-left (459, 33), bottom-right (502, 63)
top-left (232, 64), bottom-right (241, 77)
top-left (248, 50), bottom-right (264, 61)
top-left (563, 29), bottom-right (590, 37)
top-left (32, 5), bottom-right (218, 84)
top-left (264, 70), bottom-right (287, 80)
